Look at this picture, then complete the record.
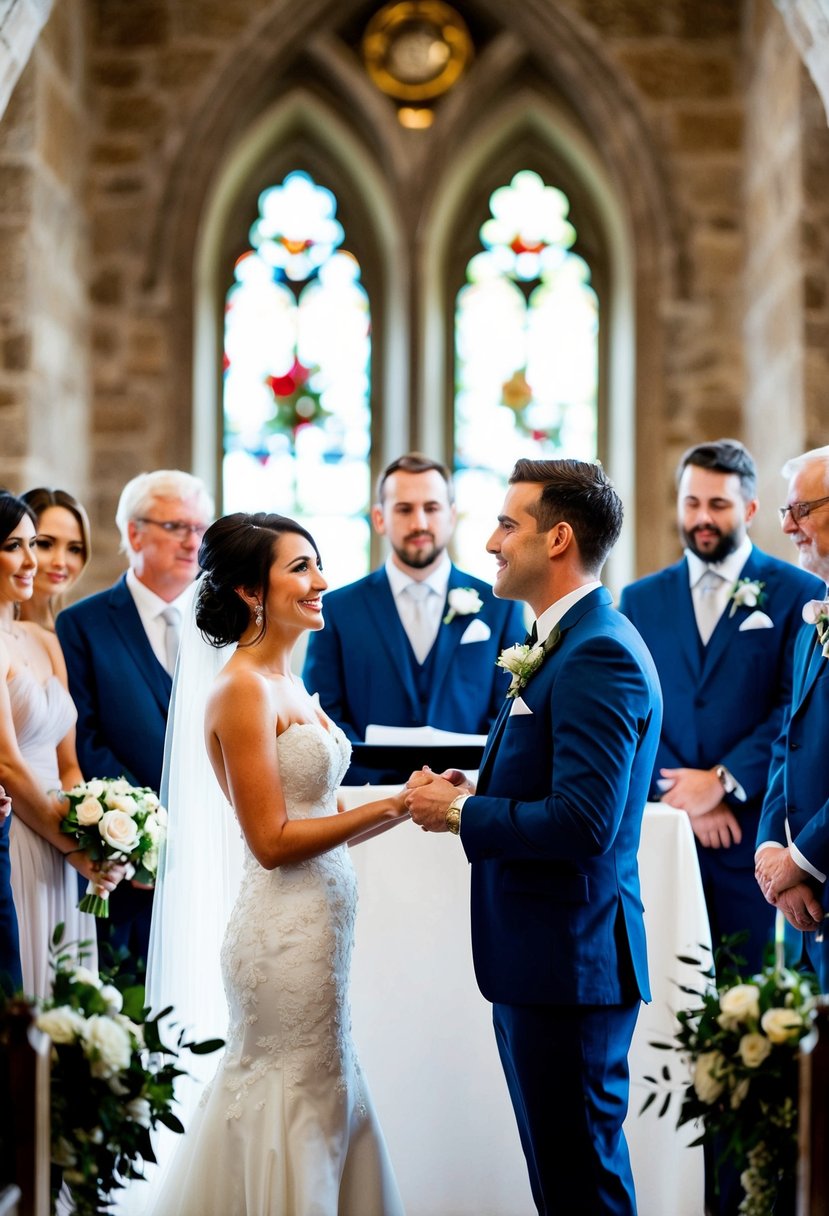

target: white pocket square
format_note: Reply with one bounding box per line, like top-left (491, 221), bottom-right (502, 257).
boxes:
top-left (508, 696), bottom-right (533, 716)
top-left (459, 618), bottom-right (491, 644)
top-left (738, 611), bottom-right (774, 631)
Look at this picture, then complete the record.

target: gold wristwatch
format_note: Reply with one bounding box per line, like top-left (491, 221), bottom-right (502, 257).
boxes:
top-left (445, 793), bottom-right (468, 835)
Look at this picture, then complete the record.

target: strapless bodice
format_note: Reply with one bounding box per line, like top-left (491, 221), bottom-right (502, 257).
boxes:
top-left (8, 670), bottom-right (76, 786)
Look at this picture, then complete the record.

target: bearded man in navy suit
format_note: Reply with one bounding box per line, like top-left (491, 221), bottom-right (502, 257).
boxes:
top-left (57, 470), bottom-right (213, 965)
top-left (619, 440), bottom-right (821, 979)
top-left (303, 452), bottom-right (525, 783)
top-left (756, 444), bottom-right (829, 991)
top-left (406, 458), bottom-right (661, 1216)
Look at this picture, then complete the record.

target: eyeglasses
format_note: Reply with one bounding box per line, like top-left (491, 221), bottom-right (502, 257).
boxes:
top-left (778, 495), bottom-right (829, 524)
top-left (135, 518), bottom-right (208, 540)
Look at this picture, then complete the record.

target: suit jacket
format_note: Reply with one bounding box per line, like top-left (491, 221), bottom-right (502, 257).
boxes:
top-left (759, 623), bottom-right (829, 898)
top-left (302, 565), bottom-right (526, 740)
top-left (56, 575), bottom-right (172, 793)
top-left (618, 547), bottom-right (822, 869)
top-left (460, 587), bottom-right (662, 1007)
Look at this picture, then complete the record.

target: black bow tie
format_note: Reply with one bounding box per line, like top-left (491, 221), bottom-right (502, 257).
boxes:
top-left (524, 623), bottom-right (538, 646)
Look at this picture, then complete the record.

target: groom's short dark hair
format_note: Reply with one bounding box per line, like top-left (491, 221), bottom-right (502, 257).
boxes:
top-left (509, 458), bottom-right (623, 574)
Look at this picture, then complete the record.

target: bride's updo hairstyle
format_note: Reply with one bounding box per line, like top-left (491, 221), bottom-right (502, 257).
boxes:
top-left (0, 491), bottom-right (36, 544)
top-left (196, 511), bottom-right (320, 648)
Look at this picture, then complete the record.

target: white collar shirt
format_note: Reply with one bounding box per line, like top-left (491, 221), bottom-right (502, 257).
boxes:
top-left (125, 569), bottom-right (195, 671)
top-left (685, 536), bottom-right (753, 639)
top-left (533, 581), bottom-right (603, 645)
top-left (385, 553), bottom-right (451, 659)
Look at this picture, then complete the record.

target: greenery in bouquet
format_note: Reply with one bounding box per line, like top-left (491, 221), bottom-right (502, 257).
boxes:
top-left (26, 925), bottom-right (222, 1216)
top-left (59, 777), bottom-right (168, 916)
top-left (642, 937), bottom-right (819, 1215)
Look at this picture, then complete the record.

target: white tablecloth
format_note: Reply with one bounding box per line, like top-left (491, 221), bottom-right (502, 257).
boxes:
top-left (343, 794), bottom-right (711, 1216)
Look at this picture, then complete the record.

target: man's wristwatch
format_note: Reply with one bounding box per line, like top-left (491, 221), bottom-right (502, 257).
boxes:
top-left (714, 765), bottom-right (738, 796)
top-left (445, 793), bottom-right (469, 835)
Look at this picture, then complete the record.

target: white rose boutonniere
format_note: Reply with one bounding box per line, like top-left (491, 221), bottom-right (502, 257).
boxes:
top-left (727, 578), bottom-right (766, 617)
top-left (444, 586), bottom-right (483, 625)
top-left (496, 626), bottom-right (561, 698)
top-left (802, 599), bottom-right (829, 657)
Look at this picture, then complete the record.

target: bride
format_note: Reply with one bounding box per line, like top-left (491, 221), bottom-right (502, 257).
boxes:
top-left (149, 512), bottom-right (408, 1216)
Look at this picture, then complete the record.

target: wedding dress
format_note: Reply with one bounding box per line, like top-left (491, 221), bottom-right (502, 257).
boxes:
top-left (7, 670), bottom-right (97, 998)
top-left (150, 720), bottom-right (404, 1216)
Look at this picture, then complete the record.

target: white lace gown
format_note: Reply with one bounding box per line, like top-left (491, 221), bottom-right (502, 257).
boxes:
top-left (7, 670), bottom-right (97, 998)
top-left (151, 722), bottom-right (404, 1216)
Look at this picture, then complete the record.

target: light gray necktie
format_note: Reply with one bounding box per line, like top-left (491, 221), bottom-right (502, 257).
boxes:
top-left (405, 582), bottom-right (434, 665)
top-left (160, 605), bottom-right (181, 676)
top-left (695, 569), bottom-right (726, 646)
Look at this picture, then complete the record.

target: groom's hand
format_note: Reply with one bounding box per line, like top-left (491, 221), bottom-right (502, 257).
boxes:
top-left (405, 775), bottom-right (458, 832)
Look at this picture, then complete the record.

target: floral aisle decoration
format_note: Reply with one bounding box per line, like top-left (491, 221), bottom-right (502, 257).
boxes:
top-left (18, 926), bottom-right (223, 1216)
top-left (642, 935), bottom-right (819, 1215)
top-left (59, 777), bottom-right (167, 917)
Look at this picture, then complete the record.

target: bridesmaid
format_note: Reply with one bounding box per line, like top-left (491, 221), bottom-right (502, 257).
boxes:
top-left (0, 492), bottom-right (120, 997)
top-left (19, 488), bottom-right (91, 632)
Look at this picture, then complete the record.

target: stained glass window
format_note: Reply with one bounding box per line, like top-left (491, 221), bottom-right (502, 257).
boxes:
top-left (453, 169), bottom-right (599, 579)
top-left (222, 171), bottom-right (372, 586)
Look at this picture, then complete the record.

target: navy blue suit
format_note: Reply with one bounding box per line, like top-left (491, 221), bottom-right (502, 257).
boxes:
top-left (460, 587), bottom-right (662, 1215)
top-left (619, 548), bottom-right (821, 973)
top-left (303, 565), bottom-right (525, 782)
top-left (57, 575), bottom-right (173, 963)
top-left (759, 620), bottom-right (829, 991)
top-left (0, 813), bottom-right (21, 992)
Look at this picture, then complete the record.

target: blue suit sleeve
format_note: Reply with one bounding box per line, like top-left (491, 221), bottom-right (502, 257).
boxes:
top-left (57, 610), bottom-right (141, 785)
top-left (302, 606), bottom-right (361, 744)
top-left (462, 633), bottom-right (659, 863)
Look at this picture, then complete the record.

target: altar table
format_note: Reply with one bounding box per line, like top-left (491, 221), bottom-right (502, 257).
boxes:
top-left (343, 795), bottom-right (711, 1216)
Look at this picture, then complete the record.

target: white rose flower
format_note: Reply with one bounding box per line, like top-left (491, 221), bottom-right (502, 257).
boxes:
top-left (105, 792), bottom-right (138, 816)
top-left (718, 983), bottom-right (761, 1028)
top-left (126, 1097), bottom-right (152, 1128)
top-left (154, 802), bottom-right (168, 828)
top-left (692, 1051), bottom-right (726, 1104)
top-left (83, 1014), bottom-right (132, 1078)
top-left (37, 1006), bottom-right (86, 1044)
top-left (738, 1033), bottom-right (771, 1069)
top-left (144, 813), bottom-right (162, 843)
top-left (115, 1013), bottom-right (145, 1047)
top-left (109, 778), bottom-right (132, 795)
top-left (89, 1127), bottom-right (104, 1145)
top-left (143, 847), bottom-right (159, 876)
top-left (72, 965), bottom-right (102, 989)
top-left (444, 587), bottom-right (483, 624)
top-left (84, 779), bottom-right (106, 798)
top-left (760, 1007), bottom-right (803, 1044)
top-left (141, 792), bottom-right (159, 811)
top-left (99, 984), bottom-right (123, 1014)
top-left (98, 809), bottom-right (139, 854)
top-left (76, 795), bottom-right (104, 826)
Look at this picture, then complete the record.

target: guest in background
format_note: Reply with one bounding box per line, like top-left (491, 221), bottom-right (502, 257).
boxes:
top-left (57, 470), bottom-right (213, 966)
top-left (756, 444), bottom-right (829, 991)
top-left (619, 440), bottom-right (820, 979)
top-left (0, 783), bottom-right (20, 993)
top-left (303, 452), bottom-right (525, 783)
top-left (0, 492), bottom-right (120, 997)
top-left (19, 487), bottom-right (91, 632)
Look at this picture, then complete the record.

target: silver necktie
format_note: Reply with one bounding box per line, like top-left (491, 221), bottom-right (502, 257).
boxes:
top-left (695, 569), bottom-right (726, 646)
top-left (405, 582), bottom-right (434, 665)
top-left (160, 605), bottom-right (181, 676)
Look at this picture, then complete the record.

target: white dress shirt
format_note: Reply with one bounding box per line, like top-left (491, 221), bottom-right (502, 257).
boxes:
top-left (385, 553), bottom-right (451, 660)
top-left (685, 535), bottom-right (753, 640)
top-left (533, 580), bottom-right (602, 644)
top-left (125, 570), bottom-right (195, 671)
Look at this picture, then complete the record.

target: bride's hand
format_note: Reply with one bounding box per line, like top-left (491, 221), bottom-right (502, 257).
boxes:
top-left (406, 766), bottom-right (434, 790)
top-left (391, 789), bottom-right (411, 819)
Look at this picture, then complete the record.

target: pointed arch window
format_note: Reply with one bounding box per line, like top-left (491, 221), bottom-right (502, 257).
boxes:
top-left (453, 170), bottom-right (599, 577)
top-left (222, 170), bottom-right (372, 584)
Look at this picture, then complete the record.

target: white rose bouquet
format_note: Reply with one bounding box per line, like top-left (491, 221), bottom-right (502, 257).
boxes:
top-left (59, 777), bottom-right (168, 917)
top-left (642, 936), bottom-right (819, 1215)
top-left (10, 926), bottom-right (223, 1216)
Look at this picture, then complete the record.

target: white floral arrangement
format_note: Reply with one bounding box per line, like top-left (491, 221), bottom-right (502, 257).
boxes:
top-left (495, 625), bottom-right (561, 699)
top-left (19, 926), bottom-right (222, 1216)
top-left (802, 598), bottom-right (829, 657)
top-left (59, 777), bottom-right (168, 917)
top-left (443, 586), bottom-right (483, 625)
top-left (642, 939), bottom-right (818, 1215)
top-left (728, 578), bottom-right (766, 618)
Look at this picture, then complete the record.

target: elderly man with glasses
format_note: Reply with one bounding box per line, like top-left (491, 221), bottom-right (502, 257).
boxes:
top-left (757, 445), bottom-right (829, 991)
top-left (57, 469), bottom-right (213, 965)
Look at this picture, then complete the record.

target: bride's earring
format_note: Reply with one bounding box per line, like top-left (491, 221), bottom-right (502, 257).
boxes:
top-left (254, 602), bottom-right (263, 628)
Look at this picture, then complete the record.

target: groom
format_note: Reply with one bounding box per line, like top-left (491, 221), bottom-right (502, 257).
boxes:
top-left (406, 458), bottom-right (662, 1216)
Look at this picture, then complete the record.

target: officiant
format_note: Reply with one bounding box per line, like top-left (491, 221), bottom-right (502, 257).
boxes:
top-left (303, 452), bottom-right (525, 784)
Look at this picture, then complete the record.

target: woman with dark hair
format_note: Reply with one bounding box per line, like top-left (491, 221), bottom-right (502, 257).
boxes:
top-left (150, 512), bottom-right (407, 1216)
top-left (19, 487), bottom-right (91, 631)
top-left (0, 491), bottom-right (120, 996)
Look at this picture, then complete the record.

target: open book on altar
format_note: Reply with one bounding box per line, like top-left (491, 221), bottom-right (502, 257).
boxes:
top-left (352, 724), bottom-right (487, 774)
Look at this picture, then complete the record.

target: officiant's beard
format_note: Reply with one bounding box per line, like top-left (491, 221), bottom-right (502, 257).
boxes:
top-left (682, 524), bottom-right (739, 564)
top-left (394, 534), bottom-right (444, 570)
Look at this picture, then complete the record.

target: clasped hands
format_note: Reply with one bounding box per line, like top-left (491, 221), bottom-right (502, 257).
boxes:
top-left (658, 767), bottom-right (742, 849)
top-left (404, 767), bottom-right (473, 832)
top-left (754, 847), bottom-right (824, 933)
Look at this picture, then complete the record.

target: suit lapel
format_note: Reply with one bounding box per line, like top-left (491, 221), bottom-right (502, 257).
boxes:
top-left (668, 561), bottom-right (704, 682)
top-left (107, 576), bottom-right (172, 711)
top-left (476, 697), bottom-right (512, 792)
top-left (794, 629), bottom-right (824, 714)
top-left (359, 571), bottom-right (421, 717)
